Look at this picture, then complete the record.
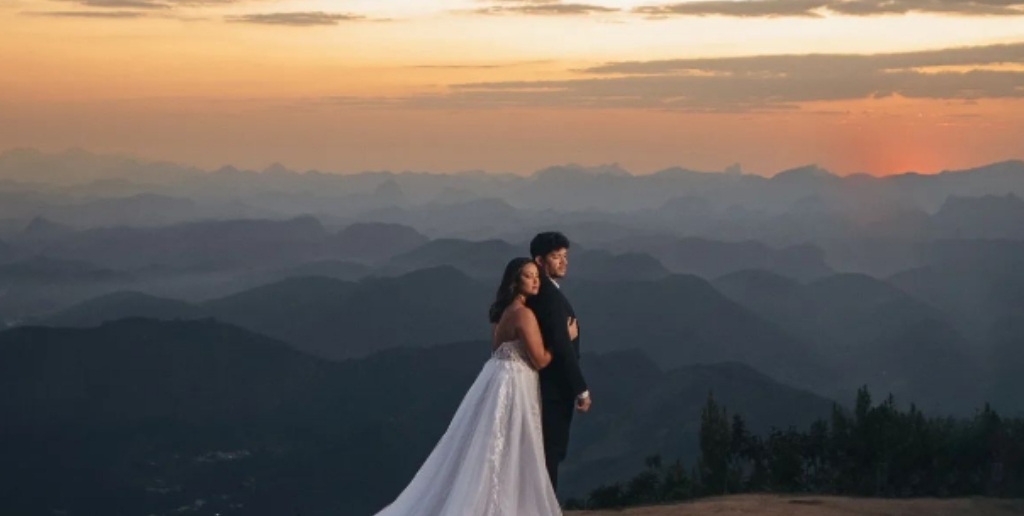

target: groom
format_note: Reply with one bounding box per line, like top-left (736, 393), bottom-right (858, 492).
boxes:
top-left (527, 231), bottom-right (591, 493)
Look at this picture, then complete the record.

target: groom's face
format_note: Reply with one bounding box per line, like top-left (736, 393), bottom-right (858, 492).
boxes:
top-left (537, 248), bottom-right (569, 279)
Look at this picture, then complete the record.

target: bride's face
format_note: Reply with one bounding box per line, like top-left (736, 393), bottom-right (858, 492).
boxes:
top-left (517, 263), bottom-right (541, 296)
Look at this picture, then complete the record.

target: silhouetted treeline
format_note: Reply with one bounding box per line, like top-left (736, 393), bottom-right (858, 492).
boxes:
top-left (566, 386), bottom-right (1024, 509)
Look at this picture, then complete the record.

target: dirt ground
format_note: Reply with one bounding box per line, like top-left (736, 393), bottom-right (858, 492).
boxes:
top-left (569, 494), bottom-right (1024, 516)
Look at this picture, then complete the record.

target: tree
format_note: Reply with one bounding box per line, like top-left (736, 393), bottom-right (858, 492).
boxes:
top-left (586, 385), bottom-right (1024, 511)
top-left (699, 391), bottom-right (733, 495)
top-left (660, 458), bottom-right (694, 501)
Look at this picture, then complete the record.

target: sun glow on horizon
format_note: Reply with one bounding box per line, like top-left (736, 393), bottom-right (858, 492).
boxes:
top-left (1, 0), bottom-right (1022, 175)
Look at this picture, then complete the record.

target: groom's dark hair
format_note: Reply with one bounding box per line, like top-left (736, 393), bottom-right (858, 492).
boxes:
top-left (530, 231), bottom-right (570, 259)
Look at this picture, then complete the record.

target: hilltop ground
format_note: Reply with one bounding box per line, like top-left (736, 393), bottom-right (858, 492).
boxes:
top-left (570, 494), bottom-right (1024, 515)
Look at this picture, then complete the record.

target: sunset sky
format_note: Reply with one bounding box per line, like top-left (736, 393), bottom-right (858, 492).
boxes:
top-left (1, 0), bottom-right (1022, 176)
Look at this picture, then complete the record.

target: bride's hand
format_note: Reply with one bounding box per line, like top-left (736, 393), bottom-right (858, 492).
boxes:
top-left (567, 317), bottom-right (579, 341)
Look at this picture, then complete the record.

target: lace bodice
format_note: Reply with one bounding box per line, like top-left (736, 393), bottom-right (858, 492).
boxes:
top-left (492, 340), bottom-right (531, 366)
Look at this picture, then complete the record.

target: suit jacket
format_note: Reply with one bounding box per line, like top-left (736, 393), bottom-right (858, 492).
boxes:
top-left (527, 277), bottom-right (588, 401)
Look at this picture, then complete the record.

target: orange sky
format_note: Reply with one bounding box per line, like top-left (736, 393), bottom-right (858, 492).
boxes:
top-left (1, 0), bottom-right (1022, 176)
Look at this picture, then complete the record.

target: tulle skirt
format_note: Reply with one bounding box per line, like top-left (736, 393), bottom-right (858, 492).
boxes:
top-left (372, 341), bottom-right (561, 516)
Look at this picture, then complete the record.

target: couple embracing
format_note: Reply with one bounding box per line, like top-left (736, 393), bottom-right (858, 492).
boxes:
top-left (374, 232), bottom-right (590, 515)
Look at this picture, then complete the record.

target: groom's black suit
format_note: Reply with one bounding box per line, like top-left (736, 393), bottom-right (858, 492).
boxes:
top-left (527, 276), bottom-right (588, 491)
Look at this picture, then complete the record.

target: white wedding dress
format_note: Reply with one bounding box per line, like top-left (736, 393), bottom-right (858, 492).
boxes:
top-left (373, 340), bottom-right (562, 516)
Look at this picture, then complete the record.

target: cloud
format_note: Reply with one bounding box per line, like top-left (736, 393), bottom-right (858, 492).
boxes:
top-left (225, 11), bottom-right (371, 26)
top-left (53, 0), bottom-right (171, 8)
top-left (635, 0), bottom-right (827, 17)
top-left (829, 0), bottom-right (1024, 15)
top-left (345, 42), bottom-right (1024, 112)
top-left (26, 9), bottom-right (146, 17)
top-left (584, 42), bottom-right (1024, 75)
top-left (634, 0), bottom-right (1024, 17)
top-left (26, 3), bottom-right (381, 23)
top-left (51, 0), bottom-right (245, 7)
top-left (470, 0), bottom-right (619, 15)
top-left (27, 0), bottom-right (269, 19)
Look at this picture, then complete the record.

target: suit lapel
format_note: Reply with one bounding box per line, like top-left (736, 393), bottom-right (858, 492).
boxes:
top-left (551, 280), bottom-right (574, 314)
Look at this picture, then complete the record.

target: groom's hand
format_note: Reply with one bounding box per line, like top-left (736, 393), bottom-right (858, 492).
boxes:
top-left (576, 395), bottom-right (591, 413)
top-left (567, 317), bottom-right (579, 341)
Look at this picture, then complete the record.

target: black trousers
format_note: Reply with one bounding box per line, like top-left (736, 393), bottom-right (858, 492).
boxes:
top-left (541, 396), bottom-right (575, 491)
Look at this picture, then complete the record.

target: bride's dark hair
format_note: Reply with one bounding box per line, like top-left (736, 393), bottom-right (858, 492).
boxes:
top-left (489, 257), bottom-right (534, 323)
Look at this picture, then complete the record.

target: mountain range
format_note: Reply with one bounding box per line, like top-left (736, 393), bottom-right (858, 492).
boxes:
top-left (0, 317), bottom-right (836, 516)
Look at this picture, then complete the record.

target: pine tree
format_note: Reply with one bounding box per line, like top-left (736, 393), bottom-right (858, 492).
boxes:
top-left (660, 458), bottom-right (694, 501)
top-left (699, 391), bottom-right (733, 495)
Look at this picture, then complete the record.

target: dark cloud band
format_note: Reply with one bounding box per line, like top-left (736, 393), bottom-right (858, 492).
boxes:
top-left (225, 11), bottom-right (369, 26)
top-left (352, 42), bottom-right (1024, 111)
top-left (635, 0), bottom-right (1024, 18)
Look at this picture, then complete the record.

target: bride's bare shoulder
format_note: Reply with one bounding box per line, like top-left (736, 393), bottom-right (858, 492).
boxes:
top-left (502, 304), bottom-right (528, 320)
top-left (507, 304), bottom-right (538, 324)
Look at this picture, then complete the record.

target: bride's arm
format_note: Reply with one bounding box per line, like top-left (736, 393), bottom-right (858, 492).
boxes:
top-left (517, 310), bottom-right (552, 370)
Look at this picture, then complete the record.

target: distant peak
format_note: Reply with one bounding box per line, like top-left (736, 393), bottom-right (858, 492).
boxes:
top-left (772, 164), bottom-right (833, 180)
top-left (651, 166), bottom-right (709, 176)
top-left (340, 221), bottom-right (422, 234)
top-left (286, 214), bottom-right (325, 226)
top-left (262, 162), bottom-right (292, 175)
top-left (532, 163), bottom-right (631, 178)
top-left (213, 165), bottom-right (243, 175)
top-left (374, 178), bottom-right (406, 200)
top-left (22, 216), bottom-right (73, 237)
top-left (394, 264), bottom-right (471, 282)
top-left (940, 159), bottom-right (1024, 176)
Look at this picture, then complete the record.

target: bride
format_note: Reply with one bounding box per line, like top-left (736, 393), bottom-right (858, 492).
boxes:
top-left (372, 257), bottom-right (577, 516)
